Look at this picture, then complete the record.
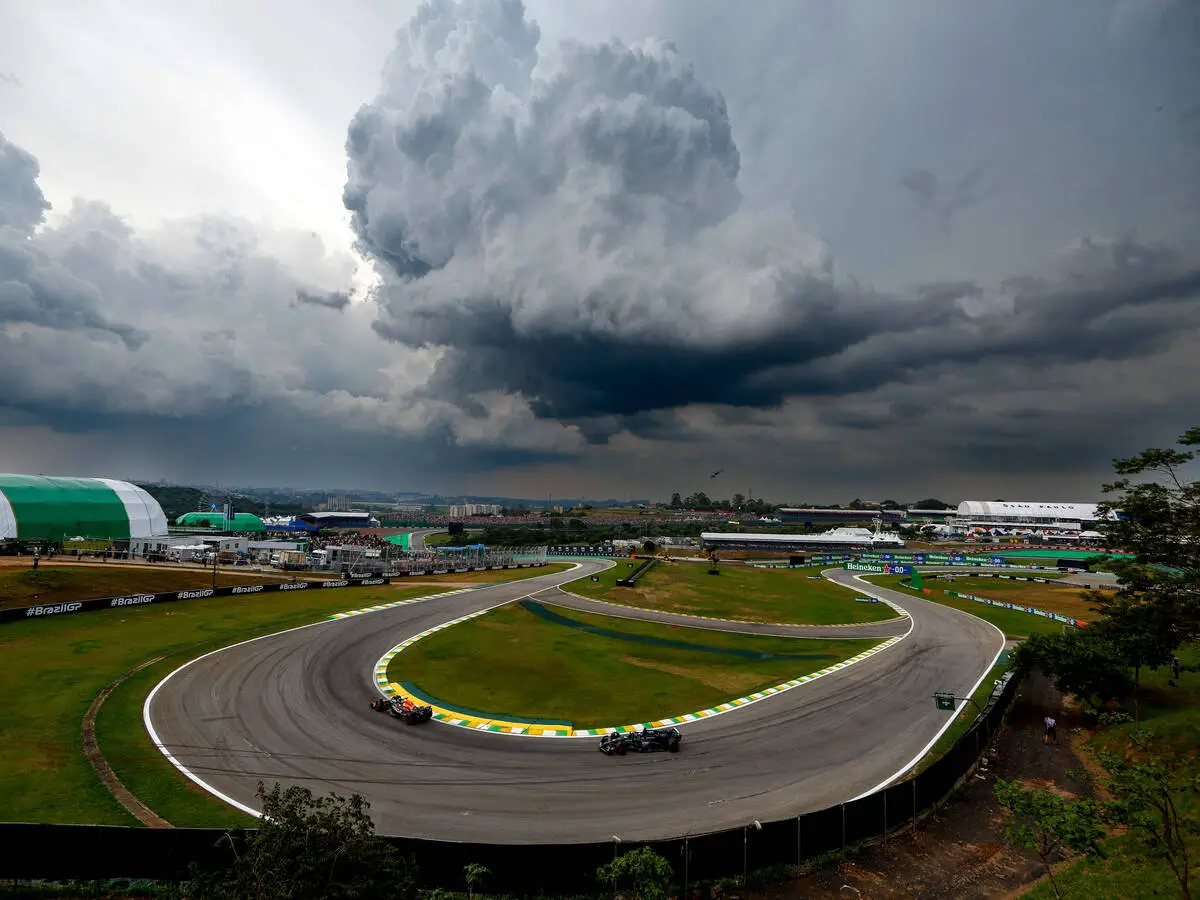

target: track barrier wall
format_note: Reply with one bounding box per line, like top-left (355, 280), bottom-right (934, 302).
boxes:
top-left (0, 563), bottom-right (548, 625)
top-left (0, 671), bottom-right (1021, 892)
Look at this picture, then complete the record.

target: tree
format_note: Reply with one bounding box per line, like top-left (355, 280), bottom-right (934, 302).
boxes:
top-left (1009, 631), bottom-right (1133, 713)
top-left (1093, 426), bottom-right (1200, 721)
top-left (188, 783), bottom-right (415, 900)
top-left (596, 847), bottom-right (674, 900)
top-left (1097, 729), bottom-right (1200, 900)
top-left (994, 780), bottom-right (1103, 899)
top-left (463, 862), bottom-right (490, 900)
top-left (913, 498), bottom-right (955, 510)
top-left (731, 493), bottom-right (745, 509)
top-left (670, 493), bottom-right (683, 508)
top-left (642, 540), bottom-right (658, 554)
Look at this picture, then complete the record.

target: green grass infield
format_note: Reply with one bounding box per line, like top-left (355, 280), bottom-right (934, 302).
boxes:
top-left (564, 560), bottom-right (899, 625)
top-left (388, 599), bottom-right (879, 729)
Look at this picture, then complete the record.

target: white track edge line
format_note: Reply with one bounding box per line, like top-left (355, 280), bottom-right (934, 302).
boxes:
top-left (141, 563), bottom-right (585, 819)
top-left (846, 573), bottom-right (1007, 801)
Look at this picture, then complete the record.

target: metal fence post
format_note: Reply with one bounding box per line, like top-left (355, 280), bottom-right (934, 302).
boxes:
top-left (796, 815), bottom-right (802, 866)
top-left (912, 779), bottom-right (917, 831)
top-left (683, 836), bottom-right (689, 898)
top-left (841, 803), bottom-right (846, 856)
top-left (883, 790), bottom-right (888, 845)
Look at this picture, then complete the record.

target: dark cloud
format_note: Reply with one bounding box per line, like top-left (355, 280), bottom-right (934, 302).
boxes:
top-left (294, 287), bottom-right (351, 309)
top-left (0, 141), bottom-right (147, 347)
top-left (900, 164), bottom-right (996, 233)
top-left (345, 4), bottom-right (1200, 445)
top-left (0, 133), bottom-right (50, 231)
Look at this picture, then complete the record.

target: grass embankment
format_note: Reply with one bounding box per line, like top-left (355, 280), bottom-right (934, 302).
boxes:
top-left (565, 560), bottom-right (898, 625)
top-left (390, 600), bottom-right (877, 728)
top-left (0, 565), bottom-right (293, 610)
top-left (922, 575), bottom-right (1109, 622)
top-left (1021, 641), bottom-right (1200, 898)
top-left (422, 532), bottom-right (458, 547)
top-left (0, 565), bottom-right (565, 827)
top-left (866, 575), bottom-right (1075, 638)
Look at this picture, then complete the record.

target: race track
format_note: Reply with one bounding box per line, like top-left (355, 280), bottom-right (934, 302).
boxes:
top-left (146, 561), bottom-right (1002, 843)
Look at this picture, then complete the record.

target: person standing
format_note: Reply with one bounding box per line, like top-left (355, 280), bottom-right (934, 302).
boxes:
top-left (1043, 714), bottom-right (1057, 744)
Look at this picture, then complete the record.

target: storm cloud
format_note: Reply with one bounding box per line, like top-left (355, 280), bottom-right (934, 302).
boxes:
top-left (1, 0), bottom-right (1198, 499)
top-left (346, 0), bottom-right (1200, 442)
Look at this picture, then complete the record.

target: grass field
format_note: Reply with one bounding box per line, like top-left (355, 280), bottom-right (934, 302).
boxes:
top-left (0, 564), bottom-right (292, 610)
top-left (866, 575), bottom-right (1074, 638)
top-left (1021, 641), bottom-right (1200, 899)
top-left (389, 600), bottom-right (877, 728)
top-left (0, 565), bottom-right (569, 827)
top-left (918, 575), bottom-right (1109, 622)
top-left (564, 560), bottom-right (899, 625)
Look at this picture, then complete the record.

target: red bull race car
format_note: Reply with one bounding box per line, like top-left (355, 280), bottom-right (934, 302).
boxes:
top-left (370, 694), bottom-right (433, 724)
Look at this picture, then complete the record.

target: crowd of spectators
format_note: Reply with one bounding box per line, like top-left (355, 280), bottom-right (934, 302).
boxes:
top-left (308, 532), bottom-right (390, 551)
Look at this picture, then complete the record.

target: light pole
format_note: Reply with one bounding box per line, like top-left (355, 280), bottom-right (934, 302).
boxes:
top-left (744, 820), bottom-right (761, 885)
top-left (611, 835), bottom-right (621, 900)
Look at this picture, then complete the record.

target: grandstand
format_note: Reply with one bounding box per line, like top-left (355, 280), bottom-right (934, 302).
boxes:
top-left (701, 527), bottom-right (905, 553)
top-left (778, 508), bottom-right (907, 525)
top-left (954, 501), bottom-right (1116, 533)
top-left (297, 511), bottom-right (380, 529)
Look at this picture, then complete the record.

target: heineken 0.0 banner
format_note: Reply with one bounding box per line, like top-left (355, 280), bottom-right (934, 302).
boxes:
top-left (844, 561), bottom-right (911, 575)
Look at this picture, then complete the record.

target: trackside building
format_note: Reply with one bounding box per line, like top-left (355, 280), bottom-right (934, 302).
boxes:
top-left (954, 501), bottom-right (1116, 533)
top-left (0, 475), bottom-right (169, 542)
top-left (701, 527), bottom-right (905, 553)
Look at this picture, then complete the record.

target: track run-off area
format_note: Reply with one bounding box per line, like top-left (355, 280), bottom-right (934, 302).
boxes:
top-left (144, 559), bottom-right (1002, 843)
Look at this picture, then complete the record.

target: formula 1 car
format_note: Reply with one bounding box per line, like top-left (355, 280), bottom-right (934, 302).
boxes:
top-left (599, 725), bottom-right (681, 755)
top-left (370, 694), bottom-right (433, 724)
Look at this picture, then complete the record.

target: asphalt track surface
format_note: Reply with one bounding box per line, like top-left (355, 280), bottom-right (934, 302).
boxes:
top-left (147, 561), bottom-right (1002, 843)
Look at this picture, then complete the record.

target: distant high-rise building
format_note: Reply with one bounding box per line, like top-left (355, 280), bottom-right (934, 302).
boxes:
top-left (448, 503), bottom-right (501, 517)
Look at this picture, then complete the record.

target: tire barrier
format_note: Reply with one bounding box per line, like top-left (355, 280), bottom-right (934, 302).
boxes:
top-left (0, 674), bottom-right (1020, 892)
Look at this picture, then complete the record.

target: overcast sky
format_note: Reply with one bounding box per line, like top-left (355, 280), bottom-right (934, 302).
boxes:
top-left (1, 0), bottom-right (1198, 503)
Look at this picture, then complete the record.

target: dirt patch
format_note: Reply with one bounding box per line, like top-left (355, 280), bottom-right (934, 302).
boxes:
top-left (737, 672), bottom-right (1090, 899)
top-left (81, 656), bottom-right (171, 828)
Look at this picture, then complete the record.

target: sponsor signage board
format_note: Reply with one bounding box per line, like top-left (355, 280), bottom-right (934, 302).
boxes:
top-left (844, 561), bottom-right (910, 574)
top-left (1, 576), bottom-right (392, 625)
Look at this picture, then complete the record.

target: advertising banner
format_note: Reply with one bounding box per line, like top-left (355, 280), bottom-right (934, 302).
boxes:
top-left (843, 562), bottom-right (911, 575)
top-left (1, 576), bottom-right (392, 625)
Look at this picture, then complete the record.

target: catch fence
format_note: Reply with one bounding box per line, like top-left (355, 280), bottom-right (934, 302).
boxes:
top-left (0, 671), bottom-right (1020, 892)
